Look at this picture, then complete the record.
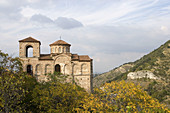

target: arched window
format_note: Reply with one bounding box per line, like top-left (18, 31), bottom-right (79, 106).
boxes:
top-left (63, 47), bottom-right (64, 53)
top-left (65, 47), bottom-right (67, 53)
top-left (55, 64), bottom-right (60, 73)
top-left (45, 64), bottom-right (51, 74)
top-left (27, 65), bottom-right (33, 75)
top-left (55, 47), bottom-right (58, 53)
top-left (81, 64), bottom-right (88, 75)
top-left (73, 64), bottom-right (80, 75)
top-left (64, 64), bottom-right (70, 75)
top-left (59, 47), bottom-right (61, 53)
top-left (36, 64), bottom-right (42, 75)
top-left (26, 45), bottom-right (33, 57)
top-left (66, 47), bottom-right (69, 53)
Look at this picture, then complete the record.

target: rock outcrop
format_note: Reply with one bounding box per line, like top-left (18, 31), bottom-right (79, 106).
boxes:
top-left (127, 70), bottom-right (159, 80)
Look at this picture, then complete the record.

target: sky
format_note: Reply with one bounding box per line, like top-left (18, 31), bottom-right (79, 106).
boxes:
top-left (0, 0), bottom-right (170, 73)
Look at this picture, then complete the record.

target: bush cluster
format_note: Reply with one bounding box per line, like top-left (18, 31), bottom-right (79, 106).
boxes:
top-left (0, 50), bottom-right (169, 112)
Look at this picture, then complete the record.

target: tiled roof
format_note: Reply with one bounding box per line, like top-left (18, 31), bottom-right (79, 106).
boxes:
top-left (39, 54), bottom-right (91, 61)
top-left (79, 55), bottom-right (92, 61)
top-left (72, 54), bottom-right (92, 61)
top-left (19, 37), bottom-right (41, 44)
top-left (72, 54), bottom-right (79, 60)
top-left (50, 40), bottom-right (71, 46)
top-left (39, 54), bottom-right (53, 60)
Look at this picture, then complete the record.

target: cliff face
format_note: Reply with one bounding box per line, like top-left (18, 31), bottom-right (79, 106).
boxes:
top-left (127, 70), bottom-right (159, 80)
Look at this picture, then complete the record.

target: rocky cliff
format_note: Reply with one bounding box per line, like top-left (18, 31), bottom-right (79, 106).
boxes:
top-left (127, 70), bottom-right (159, 80)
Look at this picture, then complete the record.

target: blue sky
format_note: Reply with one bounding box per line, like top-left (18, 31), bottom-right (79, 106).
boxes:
top-left (0, 0), bottom-right (170, 73)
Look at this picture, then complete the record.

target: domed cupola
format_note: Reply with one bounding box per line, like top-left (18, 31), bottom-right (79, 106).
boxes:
top-left (49, 40), bottom-right (71, 54)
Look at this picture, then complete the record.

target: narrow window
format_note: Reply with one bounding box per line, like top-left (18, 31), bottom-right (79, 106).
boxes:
top-left (27, 65), bottom-right (33, 75)
top-left (67, 47), bottom-right (70, 52)
top-left (63, 47), bottom-right (64, 53)
top-left (59, 47), bottom-right (61, 53)
top-left (55, 47), bottom-right (57, 53)
top-left (45, 64), bottom-right (51, 75)
top-left (67, 47), bottom-right (68, 52)
top-left (65, 47), bottom-right (67, 53)
top-left (26, 45), bottom-right (33, 57)
top-left (55, 64), bottom-right (61, 73)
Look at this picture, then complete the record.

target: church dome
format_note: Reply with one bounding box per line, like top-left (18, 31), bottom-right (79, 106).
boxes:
top-left (50, 40), bottom-right (71, 54)
top-left (49, 40), bottom-right (71, 46)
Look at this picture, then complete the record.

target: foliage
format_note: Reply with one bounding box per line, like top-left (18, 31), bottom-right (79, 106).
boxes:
top-left (131, 40), bottom-right (170, 78)
top-left (146, 81), bottom-right (170, 103)
top-left (1, 50), bottom-right (169, 112)
top-left (93, 63), bottom-right (133, 87)
top-left (75, 80), bottom-right (169, 112)
top-left (93, 40), bottom-right (170, 108)
top-left (21, 73), bottom-right (38, 112)
top-left (127, 40), bottom-right (170, 107)
top-left (0, 50), bottom-right (88, 112)
top-left (30, 72), bottom-right (88, 113)
top-left (0, 50), bottom-right (28, 112)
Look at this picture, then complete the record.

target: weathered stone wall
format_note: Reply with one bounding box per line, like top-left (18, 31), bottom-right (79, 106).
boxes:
top-left (19, 42), bottom-right (40, 58)
top-left (50, 45), bottom-right (70, 53)
top-left (74, 75), bottom-right (91, 92)
top-left (21, 58), bottom-right (53, 75)
top-left (19, 41), bottom-right (93, 93)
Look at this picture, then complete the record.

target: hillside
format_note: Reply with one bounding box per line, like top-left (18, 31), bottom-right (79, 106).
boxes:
top-left (93, 63), bottom-right (134, 87)
top-left (93, 40), bottom-right (170, 107)
top-left (130, 40), bottom-right (170, 79)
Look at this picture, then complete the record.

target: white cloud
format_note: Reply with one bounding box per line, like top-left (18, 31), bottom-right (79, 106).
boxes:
top-left (160, 26), bottom-right (170, 35)
top-left (0, 0), bottom-right (170, 73)
top-left (55, 17), bottom-right (83, 29)
top-left (30, 14), bottom-right (54, 24)
top-left (20, 6), bottom-right (38, 18)
top-left (27, 0), bottom-right (40, 3)
top-left (29, 14), bottom-right (84, 29)
top-left (0, 0), bottom-right (9, 6)
top-left (161, 26), bottom-right (168, 32)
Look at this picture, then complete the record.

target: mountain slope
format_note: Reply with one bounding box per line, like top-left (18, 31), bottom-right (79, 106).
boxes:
top-left (93, 63), bottom-right (134, 87)
top-left (93, 40), bottom-right (170, 108)
top-left (130, 40), bottom-right (170, 79)
top-left (94, 40), bottom-right (170, 86)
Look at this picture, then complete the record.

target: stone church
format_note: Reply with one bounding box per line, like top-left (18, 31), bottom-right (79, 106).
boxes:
top-left (19, 37), bottom-right (93, 92)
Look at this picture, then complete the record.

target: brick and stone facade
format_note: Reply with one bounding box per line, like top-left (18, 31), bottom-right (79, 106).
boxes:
top-left (19, 37), bottom-right (93, 92)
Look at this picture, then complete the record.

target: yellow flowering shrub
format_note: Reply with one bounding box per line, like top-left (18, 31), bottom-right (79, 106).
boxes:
top-left (75, 80), bottom-right (169, 113)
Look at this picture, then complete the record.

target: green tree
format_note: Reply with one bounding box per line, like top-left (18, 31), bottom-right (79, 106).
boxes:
top-left (30, 72), bottom-right (88, 112)
top-left (0, 50), bottom-right (28, 112)
top-left (0, 50), bottom-right (88, 113)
